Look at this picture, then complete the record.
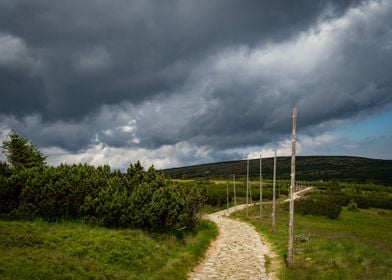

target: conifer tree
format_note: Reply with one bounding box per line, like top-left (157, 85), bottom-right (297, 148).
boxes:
top-left (2, 131), bottom-right (47, 169)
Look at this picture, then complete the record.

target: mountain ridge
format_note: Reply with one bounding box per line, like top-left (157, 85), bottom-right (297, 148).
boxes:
top-left (161, 156), bottom-right (392, 185)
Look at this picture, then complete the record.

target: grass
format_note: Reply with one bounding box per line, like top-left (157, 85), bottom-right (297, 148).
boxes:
top-left (233, 202), bottom-right (392, 280)
top-left (264, 254), bottom-right (272, 274)
top-left (0, 219), bottom-right (218, 280)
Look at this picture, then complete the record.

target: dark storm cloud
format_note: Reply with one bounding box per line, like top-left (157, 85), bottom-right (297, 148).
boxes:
top-left (0, 0), bottom-right (359, 121)
top-left (130, 0), bottom-right (392, 150)
top-left (0, 66), bottom-right (46, 116)
top-left (1, 115), bottom-right (92, 151)
top-left (1, 0), bottom-right (391, 167)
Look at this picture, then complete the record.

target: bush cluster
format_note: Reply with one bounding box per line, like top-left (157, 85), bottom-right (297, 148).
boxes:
top-left (311, 180), bottom-right (392, 210)
top-left (294, 195), bottom-right (343, 219)
top-left (312, 192), bottom-right (392, 210)
top-left (204, 186), bottom-right (232, 206)
top-left (351, 194), bottom-right (392, 209)
top-left (83, 163), bottom-right (205, 230)
top-left (0, 132), bottom-right (205, 231)
top-left (174, 182), bottom-right (229, 207)
top-left (0, 162), bottom-right (205, 231)
top-left (294, 190), bottom-right (392, 219)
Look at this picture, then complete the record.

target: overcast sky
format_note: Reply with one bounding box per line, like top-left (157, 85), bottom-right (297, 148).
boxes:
top-left (1, 0), bottom-right (391, 169)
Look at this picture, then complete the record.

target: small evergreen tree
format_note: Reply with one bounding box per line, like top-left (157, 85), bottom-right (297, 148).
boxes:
top-left (2, 131), bottom-right (47, 170)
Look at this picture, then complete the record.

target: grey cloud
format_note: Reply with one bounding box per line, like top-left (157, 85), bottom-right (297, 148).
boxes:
top-left (0, 0), bottom-right (360, 121)
top-left (1, 115), bottom-right (92, 151)
top-left (193, 1), bottom-right (392, 146)
top-left (0, 32), bottom-right (46, 116)
top-left (0, 67), bottom-right (46, 116)
top-left (2, 0), bottom-right (391, 168)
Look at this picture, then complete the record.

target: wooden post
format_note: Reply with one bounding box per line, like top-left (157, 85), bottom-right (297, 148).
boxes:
top-left (272, 150), bottom-right (277, 232)
top-left (226, 182), bottom-right (229, 216)
top-left (246, 158), bottom-right (249, 218)
top-left (249, 159), bottom-right (252, 205)
top-left (260, 154), bottom-right (263, 223)
top-left (288, 107), bottom-right (297, 267)
top-left (233, 174), bottom-right (237, 206)
top-left (250, 168), bottom-right (253, 204)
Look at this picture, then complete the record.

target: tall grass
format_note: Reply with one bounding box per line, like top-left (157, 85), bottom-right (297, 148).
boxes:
top-left (0, 219), bottom-right (217, 279)
top-left (233, 203), bottom-right (392, 279)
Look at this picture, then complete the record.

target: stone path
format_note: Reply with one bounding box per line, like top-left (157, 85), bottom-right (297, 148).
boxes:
top-left (188, 204), bottom-right (269, 280)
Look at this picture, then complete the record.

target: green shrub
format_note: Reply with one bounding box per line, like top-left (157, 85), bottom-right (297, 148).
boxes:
top-left (205, 187), bottom-right (231, 206)
top-left (82, 178), bottom-right (205, 231)
top-left (351, 195), bottom-right (369, 209)
top-left (366, 196), bottom-right (392, 209)
top-left (295, 195), bottom-right (343, 219)
top-left (0, 134), bottom-right (207, 231)
top-left (0, 159), bottom-right (205, 231)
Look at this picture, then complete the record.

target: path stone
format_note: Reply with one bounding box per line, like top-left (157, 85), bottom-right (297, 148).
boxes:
top-left (189, 204), bottom-right (269, 280)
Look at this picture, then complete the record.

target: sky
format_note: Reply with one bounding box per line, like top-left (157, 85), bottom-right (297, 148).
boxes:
top-left (0, 0), bottom-right (391, 170)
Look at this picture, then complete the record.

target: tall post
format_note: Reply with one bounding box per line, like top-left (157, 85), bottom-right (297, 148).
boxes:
top-left (246, 158), bottom-right (249, 218)
top-left (288, 107), bottom-right (297, 267)
top-left (260, 154), bottom-right (263, 223)
top-left (226, 182), bottom-right (229, 216)
top-left (233, 174), bottom-right (237, 206)
top-left (249, 165), bottom-right (253, 205)
top-left (272, 150), bottom-right (277, 232)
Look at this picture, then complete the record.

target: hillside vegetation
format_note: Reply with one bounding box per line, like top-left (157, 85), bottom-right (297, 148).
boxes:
top-left (0, 131), bottom-right (217, 279)
top-left (2, 131), bottom-right (391, 279)
top-left (162, 156), bottom-right (392, 185)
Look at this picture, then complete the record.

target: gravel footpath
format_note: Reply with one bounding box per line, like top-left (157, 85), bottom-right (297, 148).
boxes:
top-left (188, 204), bottom-right (269, 280)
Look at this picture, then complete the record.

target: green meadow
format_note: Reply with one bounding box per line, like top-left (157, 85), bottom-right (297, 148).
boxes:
top-left (234, 203), bottom-right (392, 280)
top-left (0, 219), bottom-right (217, 280)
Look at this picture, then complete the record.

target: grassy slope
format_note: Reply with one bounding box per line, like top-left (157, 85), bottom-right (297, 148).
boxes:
top-left (233, 203), bottom-right (392, 280)
top-left (0, 219), bottom-right (217, 280)
top-left (163, 156), bottom-right (392, 185)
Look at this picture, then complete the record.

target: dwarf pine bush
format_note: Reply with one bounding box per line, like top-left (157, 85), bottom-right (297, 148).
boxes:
top-left (0, 132), bottom-right (206, 231)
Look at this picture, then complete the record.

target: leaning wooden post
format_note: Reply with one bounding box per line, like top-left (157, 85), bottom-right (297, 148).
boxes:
top-left (288, 107), bottom-right (297, 267)
top-left (233, 174), bottom-right (237, 206)
top-left (246, 158), bottom-right (249, 218)
top-left (272, 150), bottom-right (277, 232)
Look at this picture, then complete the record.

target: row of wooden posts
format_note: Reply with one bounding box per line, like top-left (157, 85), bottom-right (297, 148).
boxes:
top-left (225, 151), bottom-right (278, 226)
top-left (224, 108), bottom-right (298, 267)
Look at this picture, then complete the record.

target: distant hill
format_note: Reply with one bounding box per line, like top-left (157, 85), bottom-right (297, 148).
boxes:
top-left (162, 156), bottom-right (392, 185)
